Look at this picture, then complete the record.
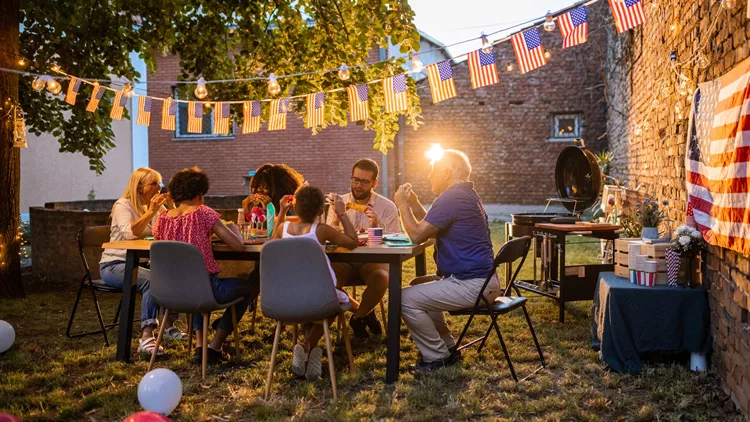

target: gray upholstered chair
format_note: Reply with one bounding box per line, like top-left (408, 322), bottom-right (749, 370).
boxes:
top-left (148, 241), bottom-right (245, 380)
top-left (260, 237), bottom-right (354, 400)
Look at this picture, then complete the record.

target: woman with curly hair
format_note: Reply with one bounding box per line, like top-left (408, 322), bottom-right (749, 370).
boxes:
top-left (242, 163), bottom-right (304, 216)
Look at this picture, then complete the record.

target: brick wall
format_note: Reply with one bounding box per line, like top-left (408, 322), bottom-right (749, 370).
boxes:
top-left (603, 0), bottom-right (750, 415)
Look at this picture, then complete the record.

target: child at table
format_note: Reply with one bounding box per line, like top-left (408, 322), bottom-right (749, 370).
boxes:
top-left (271, 185), bottom-right (360, 380)
top-left (152, 167), bottom-right (251, 364)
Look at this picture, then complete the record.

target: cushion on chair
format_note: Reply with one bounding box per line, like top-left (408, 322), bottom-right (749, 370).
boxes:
top-left (449, 296), bottom-right (527, 316)
top-left (90, 279), bottom-right (121, 292)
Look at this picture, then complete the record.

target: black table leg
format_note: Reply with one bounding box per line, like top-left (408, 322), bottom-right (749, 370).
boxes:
top-left (116, 250), bottom-right (139, 362)
top-left (386, 256), bottom-right (402, 384)
top-left (415, 250), bottom-right (427, 277)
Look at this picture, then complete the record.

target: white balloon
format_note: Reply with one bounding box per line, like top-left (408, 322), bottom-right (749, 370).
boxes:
top-left (137, 368), bottom-right (182, 416)
top-left (0, 320), bottom-right (15, 353)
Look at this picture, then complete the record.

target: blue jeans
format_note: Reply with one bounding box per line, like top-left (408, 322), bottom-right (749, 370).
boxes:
top-left (193, 274), bottom-right (253, 332)
top-left (100, 260), bottom-right (158, 329)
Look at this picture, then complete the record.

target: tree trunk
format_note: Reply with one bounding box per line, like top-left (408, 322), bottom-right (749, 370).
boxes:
top-left (0, 0), bottom-right (24, 299)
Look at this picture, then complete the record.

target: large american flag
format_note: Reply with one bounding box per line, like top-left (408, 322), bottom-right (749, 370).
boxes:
top-left (242, 100), bottom-right (261, 133)
top-left (511, 27), bottom-right (547, 75)
top-left (65, 77), bottom-right (82, 105)
top-left (161, 97), bottom-right (177, 130)
top-left (608, 0), bottom-right (645, 34)
top-left (110, 89), bottom-right (129, 120)
top-left (686, 57), bottom-right (750, 255)
top-left (467, 48), bottom-right (498, 89)
top-left (383, 74), bottom-right (408, 113)
top-left (346, 84), bottom-right (369, 122)
top-left (306, 92), bottom-right (325, 128)
top-left (187, 101), bottom-right (203, 133)
top-left (269, 98), bottom-right (290, 131)
top-left (85, 84), bottom-right (105, 112)
top-left (558, 6), bottom-right (589, 49)
top-left (135, 96), bottom-right (152, 126)
top-left (214, 102), bottom-right (231, 135)
top-left (426, 60), bottom-right (457, 103)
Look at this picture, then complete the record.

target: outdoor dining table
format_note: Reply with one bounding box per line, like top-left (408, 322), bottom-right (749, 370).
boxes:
top-left (102, 238), bottom-right (429, 384)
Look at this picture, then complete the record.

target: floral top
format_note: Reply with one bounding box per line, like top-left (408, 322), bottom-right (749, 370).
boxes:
top-left (153, 205), bottom-right (222, 275)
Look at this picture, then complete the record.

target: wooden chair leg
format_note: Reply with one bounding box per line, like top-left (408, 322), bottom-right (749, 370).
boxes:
top-left (323, 320), bottom-right (337, 400)
top-left (379, 300), bottom-right (388, 332)
top-left (187, 313), bottom-right (193, 357)
top-left (250, 296), bottom-right (259, 332)
top-left (202, 314), bottom-right (209, 381)
top-left (351, 286), bottom-right (357, 301)
top-left (147, 311), bottom-right (170, 372)
top-left (342, 313), bottom-right (354, 368)
top-left (231, 305), bottom-right (240, 360)
top-left (264, 321), bottom-right (283, 400)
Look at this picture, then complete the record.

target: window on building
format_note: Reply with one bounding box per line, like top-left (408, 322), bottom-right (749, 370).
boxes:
top-left (550, 114), bottom-right (581, 140)
top-left (173, 88), bottom-right (234, 139)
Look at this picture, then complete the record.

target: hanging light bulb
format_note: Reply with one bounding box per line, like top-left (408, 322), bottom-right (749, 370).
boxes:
top-left (17, 59), bottom-right (25, 67)
top-left (695, 51), bottom-right (710, 69)
top-left (338, 64), bottom-right (350, 81)
top-left (506, 63), bottom-right (514, 72)
top-left (651, 98), bottom-right (660, 108)
top-left (194, 77), bottom-right (208, 100)
top-left (46, 77), bottom-right (62, 94)
top-left (268, 73), bottom-right (281, 95)
top-left (675, 102), bottom-right (683, 119)
top-left (642, 120), bottom-right (651, 130)
top-left (50, 64), bottom-right (61, 73)
top-left (669, 22), bottom-right (678, 32)
top-left (122, 82), bottom-right (135, 98)
top-left (544, 50), bottom-right (552, 59)
top-left (31, 76), bottom-right (47, 92)
top-left (411, 55), bottom-right (425, 73)
top-left (721, 0), bottom-right (737, 10)
top-left (634, 126), bottom-right (643, 136)
top-left (651, 1), bottom-right (658, 9)
top-left (677, 80), bottom-right (689, 96)
top-left (481, 33), bottom-right (492, 54)
top-left (543, 11), bottom-right (556, 32)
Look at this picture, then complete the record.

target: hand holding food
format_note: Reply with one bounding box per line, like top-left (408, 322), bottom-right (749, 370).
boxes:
top-left (148, 193), bottom-right (168, 213)
top-left (365, 206), bottom-right (379, 227)
top-left (331, 193), bottom-right (346, 216)
top-left (279, 195), bottom-right (294, 214)
top-left (345, 202), bottom-right (368, 212)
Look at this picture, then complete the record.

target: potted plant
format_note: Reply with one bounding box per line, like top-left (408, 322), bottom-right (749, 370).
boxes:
top-left (633, 197), bottom-right (667, 240)
top-left (666, 225), bottom-right (705, 287)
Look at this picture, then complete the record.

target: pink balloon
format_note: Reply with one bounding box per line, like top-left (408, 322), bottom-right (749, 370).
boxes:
top-left (123, 412), bottom-right (171, 422)
top-left (0, 414), bottom-right (22, 422)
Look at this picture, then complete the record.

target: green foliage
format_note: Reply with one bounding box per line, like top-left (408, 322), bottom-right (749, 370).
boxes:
top-left (633, 196), bottom-right (668, 228)
top-left (19, 0), bottom-right (421, 173)
top-left (618, 212), bottom-right (642, 238)
top-left (596, 150), bottom-right (612, 178)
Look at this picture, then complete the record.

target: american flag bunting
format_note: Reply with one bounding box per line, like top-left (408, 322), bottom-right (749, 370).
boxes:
top-left (85, 84), bottom-right (105, 112)
top-left (268, 98), bottom-right (290, 131)
top-left (558, 6), bottom-right (589, 49)
top-left (426, 60), bottom-right (457, 103)
top-left (306, 92), bottom-right (325, 128)
top-left (213, 102), bottom-right (231, 135)
top-left (161, 97), bottom-right (177, 130)
top-left (242, 101), bottom-right (261, 133)
top-left (187, 101), bottom-right (203, 133)
top-left (467, 49), bottom-right (499, 89)
top-left (511, 27), bottom-right (547, 75)
top-left (110, 89), bottom-right (128, 120)
top-left (346, 84), bottom-right (369, 122)
top-left (608, 0), bottom-right (645, 34)
top-left (65, 77), bottom-right (82, 105)
top-left (383, 74), bottom-right (408, 113)
top-left (135, 96), bottom-right (152, 126)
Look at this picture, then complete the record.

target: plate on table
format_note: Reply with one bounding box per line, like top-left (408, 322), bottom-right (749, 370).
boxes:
top-left (144, 236), bottom-right (154, 241)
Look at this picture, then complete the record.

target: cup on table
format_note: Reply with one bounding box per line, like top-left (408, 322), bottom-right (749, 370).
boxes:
top-left (367, 227), bottom-right (383, 245)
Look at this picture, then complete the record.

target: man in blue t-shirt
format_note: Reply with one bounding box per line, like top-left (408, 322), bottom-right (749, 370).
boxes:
top-left (394, 149), bottom-right (497, 371)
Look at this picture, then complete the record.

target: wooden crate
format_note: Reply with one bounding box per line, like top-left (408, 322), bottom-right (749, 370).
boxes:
top-left (613, 239), bottom-right (670, 284)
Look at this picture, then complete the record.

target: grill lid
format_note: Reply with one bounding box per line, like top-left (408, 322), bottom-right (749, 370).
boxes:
top-left (554, 145), bottom-right (601, 212)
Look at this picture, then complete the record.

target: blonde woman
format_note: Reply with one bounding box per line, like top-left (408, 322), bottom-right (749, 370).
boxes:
top-left (99, 167), bottom-right (186, 356)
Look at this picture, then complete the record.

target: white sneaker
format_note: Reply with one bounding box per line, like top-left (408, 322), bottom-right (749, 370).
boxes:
top-left (305, 347), bottom-right (323, 380)
top-left (292, 344), bottom-right (308, 377)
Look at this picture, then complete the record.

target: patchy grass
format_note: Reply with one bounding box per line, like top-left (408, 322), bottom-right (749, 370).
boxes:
top-left (0, 223), bottom-right (741, 421)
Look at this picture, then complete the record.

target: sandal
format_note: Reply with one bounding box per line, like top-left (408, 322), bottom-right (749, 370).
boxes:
top-left (138, 337), bottom-right (165, 356)
top-left (164, 326), bottom-right (188, 340)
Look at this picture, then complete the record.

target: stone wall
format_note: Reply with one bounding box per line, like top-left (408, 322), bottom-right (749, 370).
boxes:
top-left (603, 0), bottom-right (750, 415)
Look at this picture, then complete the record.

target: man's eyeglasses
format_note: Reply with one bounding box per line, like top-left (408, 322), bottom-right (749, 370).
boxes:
top-left (350, 177), bottom-right (373, 186)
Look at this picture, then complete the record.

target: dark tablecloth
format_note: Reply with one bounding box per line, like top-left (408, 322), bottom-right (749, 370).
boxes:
top-left (591, 272), bottom-right (710, 373)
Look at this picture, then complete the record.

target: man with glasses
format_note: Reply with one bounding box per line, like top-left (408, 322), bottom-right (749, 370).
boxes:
top-left (327, 158), bottom-right (400, 337)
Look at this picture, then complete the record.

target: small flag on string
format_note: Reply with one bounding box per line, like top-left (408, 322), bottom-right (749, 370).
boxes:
top-left (214, 102), bottom-right (231, 135)
top-left (242, 101), bottom-right (261, 133)
top-left (110, 89), bottom-right (129, 120)
top-left (426, 60), bottom-right (457, 103)
top-left (269, 98), bottom-right (290, 131)
top-left (559, 6), bottom-right (589, 49)
top-left (85, 84), bottom-right (105, 112)
top-left (608, 0), bottom-right (645, 34)
top-left (135, 96), bottom-right (152, 126)
top-left (467, 49), bottom-right (499, 89)
top-left (346, 84), bottom-right (369, 122)
top-left (511, 27), bottom-right (547, 74)
top-left (187, 101), bottom-right (203, 133)
top-left (306, 92), bottom-right (325, 128)
top-left (383, 74), bottom-right (408, 113)
top-left (161, 97), bottom-right (176, 130)
top-left (65, 77), bottom-right (82, 105)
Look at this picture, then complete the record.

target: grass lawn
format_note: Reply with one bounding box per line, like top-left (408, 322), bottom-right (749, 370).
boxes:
top-left (0, 223), bottom-right (742, 421)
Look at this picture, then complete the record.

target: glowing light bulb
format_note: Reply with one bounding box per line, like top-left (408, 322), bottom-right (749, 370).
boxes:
top-left (669, 22), bottom-right (678, 32)
top-left (268, 73), bottom-right (281, 95)
top-left (481, 33), bottom-right (492, 54)
top-left (543, 11), bottom-right (556, 32)
top-left (661, 82), bottom-right (671, 99)
top-left (425, 143), bottom-right (445, 164)
top-left (338, 64), bottom-right (350, 81)
top-left (46, 77), bottom-right (62, 94)
top-left (31, 76), bottom-right (47, 92)
top-left (50, 64), bottom-right (61, 73)
top-left (651, 1), bottom-right (658, 9)
top-left (677, 81), bottom-right (689, 96)
top-left (17, 59), bottom-right (25, 67)
top-left (194, 77), bottom-right (208, 100)
top-left (642, 120), bottom-right (650, 130)
top-left (544, 50), bottom-right (551, 59)
top-left (506, 63), bottom-right (514, 72)
top-left (674, 102), bottom-right (682, 115)
top-left (634, 126), bottom-right (643, 136)
top-left (696, 52), bottom-right (709, 69)
top-left (721, 0), bottom-right (737, 10)
top-left (411, 55), bottom-right (424, 73)
top-left (651, 98), bottom-right (660, 108)
top-left (123, 82), bottom-right (135, 98)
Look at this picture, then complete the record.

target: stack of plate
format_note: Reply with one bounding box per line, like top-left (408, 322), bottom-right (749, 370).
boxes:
top-left (367, 228), bottom-right (383, 245)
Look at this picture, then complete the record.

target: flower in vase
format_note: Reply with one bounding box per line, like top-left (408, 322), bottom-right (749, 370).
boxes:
top-left (691, 229), bottom-right (701, 238)
top-left (679, 235), bottom-right (691, 246)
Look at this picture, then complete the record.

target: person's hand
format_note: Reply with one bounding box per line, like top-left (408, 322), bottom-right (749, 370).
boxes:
top-left (164, 194), bottom-right (175, 209)
top-left (148, 193), bottom-right (168, 214)
top-left (403, 183), bottom-right (418, 204)
top-left (395, 184), bottom-right (410, 207)
top-left (331, 193), bottom-right (346, 216)
top-left (365, 206), bottom-right (379, 228)
top-left (279, 195), bottom-right (294, 214)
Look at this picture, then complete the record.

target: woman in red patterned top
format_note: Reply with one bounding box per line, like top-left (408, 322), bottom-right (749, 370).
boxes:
top-left (153, 167), bottom-right (250, 364)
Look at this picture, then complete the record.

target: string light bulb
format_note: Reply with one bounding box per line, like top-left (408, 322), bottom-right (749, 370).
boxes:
top-left (669, 22), bottom-right (678, 32)
top-left (122, 82), bottom-right (135, 98)
top-left (506, 63), bottom-right (514, 72)
top-left (411, 55), bottom-right (425, 73)
top-left (642, 120), bottom-right (650, 130)
top-left (337, 64), bottom-right (350, 81)
top-left (675, 102), bottom-right (683, 119)
top-left (46, 77), bottom-right (62, 94)
top-left (268, 73), bottom-right (281, 95)
top-left (543, 11), bottom-right (556, 32)
top-left (194, 77), bottom-right (208, 99)
top-left (17, 59), bottom-right (25, 67)
top-left (544, 50), bottom-right (552, 59)
top-left (31, 76), bottom-right (47, 92)
top-left (677, 78), bottom-right (689, 96)
top-left (481, 33), bottom-right (492, 54)
top-left (721, 0), bottom-right (737, 10)
top-left (634, 126), bottom-right (643, 136)
top-left (50, 64), bottom-right (61, 73)
top-left (651, 98), bottom-right (660, 108)
top-left (661, 82), bottom-right (670, 99)
top-left (696, 52), bottom-right (710, 69)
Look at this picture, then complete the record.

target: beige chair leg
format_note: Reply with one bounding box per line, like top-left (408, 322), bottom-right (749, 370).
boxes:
top-left (342, 313), bottom-right (354, 368)
top-left (231, 305), bottom-right (240, 361)
top-left (379, 300), bottom-right (388, 332)
top-left (323, 320), bottom-right (337, 400)
top-left (147, 311), bottom-right (170, 372)
top-left (187, 313), bottom-right (193, 357)
top-left (202, 314), bottom-right (208, 380)
top-left (351, 285), bottom-right (357, 301)
top-left (264, 321), bottom-right (283, 400)
top-left (250, 296), bottom-right (258, 332)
